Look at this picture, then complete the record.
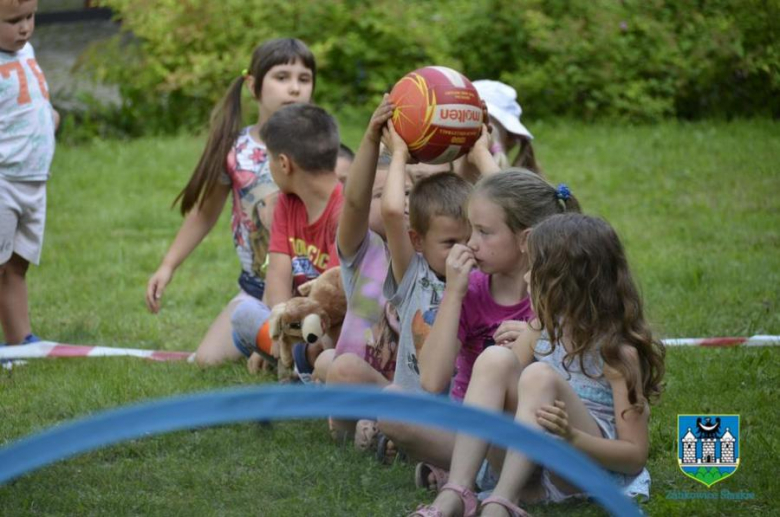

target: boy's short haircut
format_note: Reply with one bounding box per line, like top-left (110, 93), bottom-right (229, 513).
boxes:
top-left (409, 172), bottom-right (472, 235)
top-left (260, 104), bottom-right (340, 173)
top-left (338, 143), bottom-right (355, 161)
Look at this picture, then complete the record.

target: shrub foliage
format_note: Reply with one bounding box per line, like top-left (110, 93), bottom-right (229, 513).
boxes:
top-left (84, 0), bottom-right (779, 134)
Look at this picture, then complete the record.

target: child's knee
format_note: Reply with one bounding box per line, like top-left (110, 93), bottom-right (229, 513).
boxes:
top-left (382, 382), bottom-right (404, 393)
top-left (230, 299), bottom-right (270, 348)
top-left (473, 345), bottom-right (517, 378)
top-left (326, 352), bottom-right (369, 384)
top-left (313, 348), bottom-right (335, 382)
top-left (517, 361), bottom-right (557, 392)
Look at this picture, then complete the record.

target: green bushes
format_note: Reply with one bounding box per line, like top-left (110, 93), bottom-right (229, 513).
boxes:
top-left (449, 0), bottom-right (780, 121)
top-left (82, 0), bottom-right (779, 135)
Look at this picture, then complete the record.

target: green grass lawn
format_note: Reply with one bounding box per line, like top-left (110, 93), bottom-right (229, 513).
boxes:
top-left (1, 119), bottom-right (778, 515)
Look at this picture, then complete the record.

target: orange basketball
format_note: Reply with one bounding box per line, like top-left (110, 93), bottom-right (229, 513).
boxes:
top-left (389, 66), bottom-right (484, 164)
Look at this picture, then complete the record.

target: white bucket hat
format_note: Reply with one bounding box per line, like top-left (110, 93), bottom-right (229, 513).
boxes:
top-left (473, 80), bottom-right (533, 140)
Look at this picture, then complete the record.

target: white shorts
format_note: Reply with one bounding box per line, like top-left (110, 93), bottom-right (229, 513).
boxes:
top-left (0, 178), bottom-right (46, 265)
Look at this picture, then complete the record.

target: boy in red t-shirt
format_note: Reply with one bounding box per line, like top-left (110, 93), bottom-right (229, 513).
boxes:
top-left (263, 104), bottom-right (343, 301)
top-left (231, 104), bottom-right (343, 379)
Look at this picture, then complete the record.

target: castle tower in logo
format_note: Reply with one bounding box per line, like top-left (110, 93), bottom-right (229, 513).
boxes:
top-left (721, 429), bottom-right (735, 463)
top-left (677, 415), bottom-right (740, 488)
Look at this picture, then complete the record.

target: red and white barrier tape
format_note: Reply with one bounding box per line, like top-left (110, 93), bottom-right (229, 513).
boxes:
top-left (661, 335), bottom-right (779, 347)
top-left (1, 336), bottom-right (778, 364)
top-left (0, 342), bottom-right (193, 362)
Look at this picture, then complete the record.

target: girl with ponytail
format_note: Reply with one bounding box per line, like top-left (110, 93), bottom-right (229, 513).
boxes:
top-left (145, 39), bottom-right (316, 366)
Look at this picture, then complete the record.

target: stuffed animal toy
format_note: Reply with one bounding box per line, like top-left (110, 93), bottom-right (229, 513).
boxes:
top-left (268, 267), bottom-right (347, 369)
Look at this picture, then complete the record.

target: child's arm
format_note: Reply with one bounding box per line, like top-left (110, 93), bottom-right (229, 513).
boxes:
top-left (507, 319), bottom-right (541, 366)
top-left (381, 123), bottom-right (415, 284)
top-left (265, 252), bottom-right (293, 308)
top-left (419, 244), bottom-right (475, 393)
top-left (265, 196), bottom-right (294, 308)
top-left (338, 95), bottom-right (394, 258)
top-left (454, 125), bottom-right (499, 182)
top-left (540, 347), bottom-right (650, 475)
top-left (146, 184), bottom-right (230, 313)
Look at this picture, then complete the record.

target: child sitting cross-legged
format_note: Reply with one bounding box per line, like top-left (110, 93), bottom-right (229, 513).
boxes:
top-left (381, 124), bottom-right (474, 394)
top-left (411, 213), bottom-right (665, 517)
top-left (230, 104), bottom-right (343, 380)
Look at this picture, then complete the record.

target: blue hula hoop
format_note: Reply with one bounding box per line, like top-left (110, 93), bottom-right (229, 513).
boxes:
top-left (0, 385), bottom-right (641, 516)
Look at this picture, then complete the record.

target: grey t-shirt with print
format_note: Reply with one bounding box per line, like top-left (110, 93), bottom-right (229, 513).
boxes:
top-left (384, 253), bottom-right (446, 393)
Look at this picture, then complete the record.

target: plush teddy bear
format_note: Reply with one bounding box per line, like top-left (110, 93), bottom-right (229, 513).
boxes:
top-left (268, 267), bottom-right (347, 369)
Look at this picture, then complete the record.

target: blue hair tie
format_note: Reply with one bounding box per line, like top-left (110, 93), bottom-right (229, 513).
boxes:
top-left (556, 183), bottom-right (571, 202)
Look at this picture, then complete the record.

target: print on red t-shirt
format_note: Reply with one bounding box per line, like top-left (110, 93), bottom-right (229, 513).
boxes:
top-left (268, 183), bottom-right (344, 293)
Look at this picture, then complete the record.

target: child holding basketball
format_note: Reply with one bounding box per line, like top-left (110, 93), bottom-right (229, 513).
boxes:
top-left (1, 0), bottom-right (59, 347)
top-left (412, 213), bottom-right (664, 516)
top-left (378, 169), bottom-right (580, 485)
top-left (145, 38), bottom-right (315, 366)
top-left (325, 95), bottom-right (398, 383)
top-left (326, 98), bottom-right (496, 451)
top-left (381, 123), bottom-right (474, 394)
top-left (324, 96), bottom-right (400, 441)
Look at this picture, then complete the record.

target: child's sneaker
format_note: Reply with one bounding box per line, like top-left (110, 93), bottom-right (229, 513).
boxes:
top-left (0, 336), bottom-right (37, 370)
top-left (1, 333), bottom-right (42, 347)
top-left (292, 342), bottom-right (314, 384)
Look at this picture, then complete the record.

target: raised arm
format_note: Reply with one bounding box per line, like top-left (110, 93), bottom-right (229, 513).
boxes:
top-left (338, 95), bottom-right (394, 258)
top-left (146, 183), bottom-right (230, 313)
top-left (453, 124), bottom-right (500, 183)
top-left (419, 244), bottom-right (475, 393)
top-left (381, 123), bottom-right (415, 284)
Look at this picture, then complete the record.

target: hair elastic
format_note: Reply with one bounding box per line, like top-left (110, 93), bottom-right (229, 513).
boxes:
top-left (556, 183), bottom-right (572, 202)
top-left (241, 68), bottom-right (249, 77)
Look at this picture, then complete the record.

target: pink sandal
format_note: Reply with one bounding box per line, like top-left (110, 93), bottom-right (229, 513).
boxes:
top-left (414, 462), bottom-right (450, 492)
top-left (408, 483), bottom-right (478, 517)
top-left (480, 495), bottom-right (530, 517)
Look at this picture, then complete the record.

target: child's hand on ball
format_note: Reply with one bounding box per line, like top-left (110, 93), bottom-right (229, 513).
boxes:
top-left (382, 122), bottom-right (411, 163)
top-left (466, 124), bottom-right (499, 174)
top-left (470, 124), bottom-right (491, 156)
top-left (367, 94), bottom-right (394, 143)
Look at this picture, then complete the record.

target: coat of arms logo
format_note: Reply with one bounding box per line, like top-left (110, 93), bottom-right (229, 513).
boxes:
top-left (677, 414), bottom-right (740, 487)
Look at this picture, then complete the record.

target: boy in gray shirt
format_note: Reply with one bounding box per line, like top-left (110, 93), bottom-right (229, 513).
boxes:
top-left (381, 125), bottom-right (472, 393)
